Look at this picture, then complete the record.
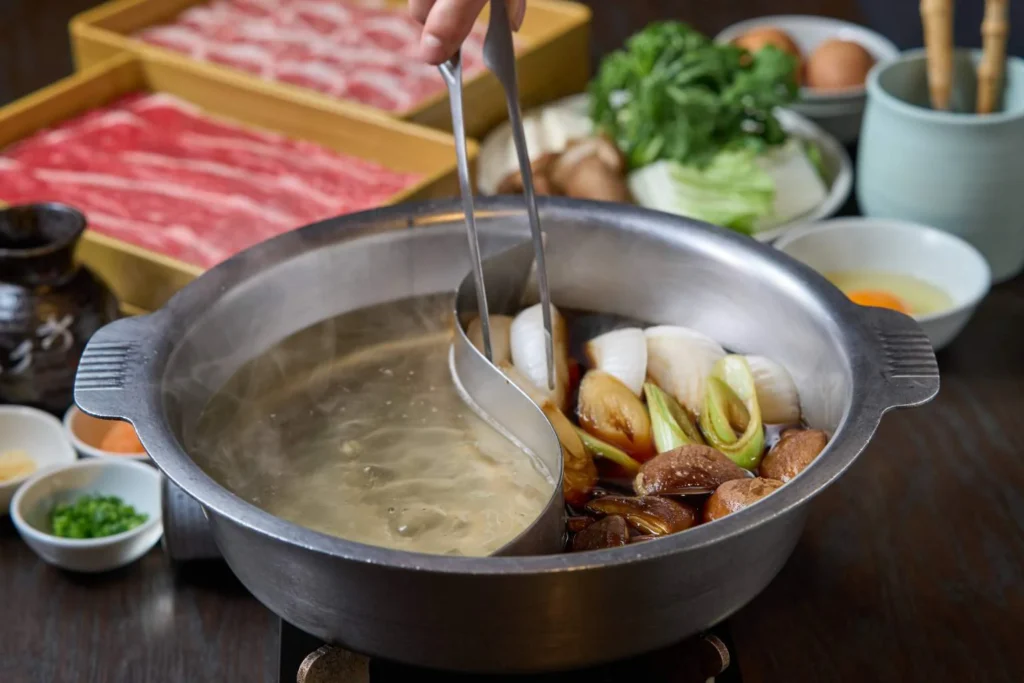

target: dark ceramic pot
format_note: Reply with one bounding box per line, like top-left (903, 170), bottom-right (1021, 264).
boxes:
top-left (0, 203), bottom-right (118, 414)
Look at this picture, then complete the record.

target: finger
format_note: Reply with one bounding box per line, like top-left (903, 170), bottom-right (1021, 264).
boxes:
top-left (408, 0), bottom-right (435, 25)
top-left (419, 0), bottom-right (488, 65)
top-left (510, 0), bottom-right (526, 31)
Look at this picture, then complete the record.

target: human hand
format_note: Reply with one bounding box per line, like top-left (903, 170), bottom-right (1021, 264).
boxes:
top-left (410, 0), bottom-right (526, 65)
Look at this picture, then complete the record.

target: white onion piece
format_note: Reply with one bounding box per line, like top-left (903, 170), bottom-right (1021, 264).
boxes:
top-left (584, 327), bottom-right (647, 396)
top-left (644, 326), bottom-right (726, 415)
top-left (467, 315), bottom-right (513, 366)
top-left (509, 303), bottom-right (571, 412)
top-left (745, 355), bottom-right (801, 424)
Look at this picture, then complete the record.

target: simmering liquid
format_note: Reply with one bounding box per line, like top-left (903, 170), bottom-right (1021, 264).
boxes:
top-left (190, 295), bottom-right (553, 557)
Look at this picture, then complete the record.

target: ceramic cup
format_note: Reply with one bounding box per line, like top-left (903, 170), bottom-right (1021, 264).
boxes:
top-left (857, 49), bottom-right (1024, 283)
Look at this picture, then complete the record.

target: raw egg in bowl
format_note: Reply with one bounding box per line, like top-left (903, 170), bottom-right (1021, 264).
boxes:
top-left (774, 217), bottom-right (991, 350)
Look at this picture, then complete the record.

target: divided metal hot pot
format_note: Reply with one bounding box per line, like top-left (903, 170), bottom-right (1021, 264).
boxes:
top-left (74, 197), bottom-right (938, 673)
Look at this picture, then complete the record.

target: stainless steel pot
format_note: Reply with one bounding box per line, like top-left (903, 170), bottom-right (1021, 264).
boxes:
top-left (74, 198), bottom-right (938, 673)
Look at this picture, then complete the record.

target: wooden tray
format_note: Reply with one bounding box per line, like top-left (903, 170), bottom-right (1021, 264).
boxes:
top-left (0, 52), bottom-right (473, 312)
top-left (69, 0), bottom-right (592, 138)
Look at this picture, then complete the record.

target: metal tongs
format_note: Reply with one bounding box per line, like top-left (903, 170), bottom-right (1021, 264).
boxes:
top-left (438, 0), bottom-right (555, 391)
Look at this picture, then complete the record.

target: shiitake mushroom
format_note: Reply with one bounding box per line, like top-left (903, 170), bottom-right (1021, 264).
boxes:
top-left (586, 495), bottom-right (699, 536)
top-left (496, 153), bottom-right (559, 195)
top-left (549, 136), bottom-right (631, 203)
top-left (634, 445), bottom-right (750, 496)
top-left (759, 429), bottom-right (828, 483)
top-left (495, 136), bottom-right (631, 204)
top-left (703, 477), bottom-right (784, 523)
top-left (567, 516), bottom-right (596, 533)
top-left (572, 515), bottom-right (629, 552)
top-left (629, 534), bottom-right (659, 544)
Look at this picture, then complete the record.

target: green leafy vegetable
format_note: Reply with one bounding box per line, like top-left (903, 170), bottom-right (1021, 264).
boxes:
top-left (50, 495), bottom-right (149, 539)
top-left (627, 149), bottom-right (775, 233)
top-left (589, 21), bottom-right (799, 170)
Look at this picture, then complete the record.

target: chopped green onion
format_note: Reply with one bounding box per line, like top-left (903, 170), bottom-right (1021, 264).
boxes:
top-left (50, 495), bottom-right (149, 539)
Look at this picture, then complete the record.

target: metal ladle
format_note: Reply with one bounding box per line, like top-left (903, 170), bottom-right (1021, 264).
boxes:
top-left (438, 0), bottom-right (555, 391)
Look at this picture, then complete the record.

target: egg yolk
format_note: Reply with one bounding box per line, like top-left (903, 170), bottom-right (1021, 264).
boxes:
top-left (846, 289), bottom-right (910, 314)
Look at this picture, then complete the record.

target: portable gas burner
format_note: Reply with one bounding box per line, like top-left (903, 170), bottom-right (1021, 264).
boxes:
top-left (276, 618), bottom-right (739, 683)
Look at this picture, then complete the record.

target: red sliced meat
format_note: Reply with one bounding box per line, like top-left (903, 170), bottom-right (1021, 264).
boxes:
top-left (0, 92), bottom-right (420, 269)
top-left (133, 0), bottom-right (494, 112)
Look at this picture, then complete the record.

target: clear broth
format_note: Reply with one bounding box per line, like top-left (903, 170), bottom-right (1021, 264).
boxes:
top-left (190, 295), bottom-right (554, 557)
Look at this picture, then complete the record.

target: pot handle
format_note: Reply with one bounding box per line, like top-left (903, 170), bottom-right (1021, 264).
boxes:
top-left (860, 306), bottom-right (940, 411)
top-left (74, 314), bottom-right (160, 422)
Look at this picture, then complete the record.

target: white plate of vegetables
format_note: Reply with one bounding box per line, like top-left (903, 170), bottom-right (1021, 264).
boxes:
top-left (478, 22), bottom-right (852, 242)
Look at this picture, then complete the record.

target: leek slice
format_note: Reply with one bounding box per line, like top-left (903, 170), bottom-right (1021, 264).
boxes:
top-left (699, 355), bottom-right (766, 469)
top-left (644, 382), bottom-right (705, 452)
top-left (574, 427), bottom-right (641, 475)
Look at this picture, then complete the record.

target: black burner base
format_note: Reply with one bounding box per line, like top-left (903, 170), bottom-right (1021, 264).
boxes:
top-left (277, 618), bottom-right (743, 683)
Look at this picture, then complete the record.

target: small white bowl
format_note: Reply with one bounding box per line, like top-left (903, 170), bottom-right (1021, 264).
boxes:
top-left (0, 406), bottom-right (78, 516)
top-left (10, 458), bottom-right (163, 573)
top-left (716, 15), bottom-right (900, 101)
top-left (774, 217), bottom-right (992, 350)
top-left (63, 406), bottom-right (149, 462)
top-left (716, 15), bottom-right (900, 143)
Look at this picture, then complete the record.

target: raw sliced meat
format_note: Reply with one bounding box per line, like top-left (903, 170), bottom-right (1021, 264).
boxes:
top-left (135, 0), bottom-right (505, 113)
top-left (0, 93), bottom-right (421, 268)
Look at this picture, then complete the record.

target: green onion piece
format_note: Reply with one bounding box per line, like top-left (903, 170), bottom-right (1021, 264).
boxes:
top-left (644, 381), bottom-right (705, 452)
top-left (701, 378), bottom-right (739, 444)
top-left (574, 427), bottom-right (642, 475)
top-left (698, 355), bottom-right (765, 469)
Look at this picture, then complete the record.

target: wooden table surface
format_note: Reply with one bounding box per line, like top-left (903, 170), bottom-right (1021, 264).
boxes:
top-left (2, 2), bottom-right (1023, 682)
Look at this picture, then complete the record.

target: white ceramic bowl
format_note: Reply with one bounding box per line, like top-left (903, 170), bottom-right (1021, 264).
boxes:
top-left (716, 15), bottom-right (900, 143)
top-left (10, 458), bottom-right (163, 573)
top-left (774, 217), bottom-right (991, 350)
top-left (63, 406), bottom-right (149, 462)
top-left (0, 406), bottom-right (78, 516)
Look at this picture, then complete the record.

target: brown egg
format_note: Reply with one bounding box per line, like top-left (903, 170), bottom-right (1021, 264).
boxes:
top-left (734, 26), bottom-right (802, 58)
top-left (734, 27), bottom-right (803, 85)
top-left (805, 39), bottom-right (875, 91)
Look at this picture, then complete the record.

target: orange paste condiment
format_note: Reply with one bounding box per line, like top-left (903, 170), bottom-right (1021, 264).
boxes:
top-left (99, 422), bottom-right (146, 454)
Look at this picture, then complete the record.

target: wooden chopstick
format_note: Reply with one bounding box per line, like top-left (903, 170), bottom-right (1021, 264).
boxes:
top-left (977, 0), bottom-right (1009, 114)
top-left (921, 0), bottom-right (955, 110)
